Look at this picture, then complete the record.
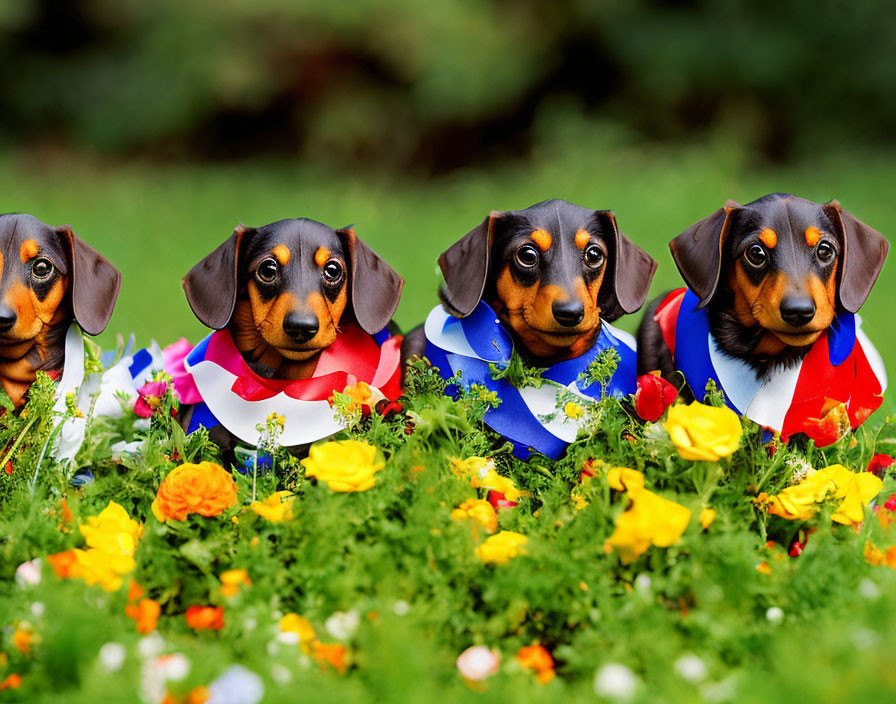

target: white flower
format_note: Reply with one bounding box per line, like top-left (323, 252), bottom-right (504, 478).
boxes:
top-left (271, 664), bottom-right (292, 685)
top-left (160, 653), bottom-right (190, 681)
top-left (859, 578), bottom-right (881, 600)
top-left (392, 600), bottom-right (410, 616)
top-left (456, 646), bottom-right (500, 681)
top-left (207, 665), bottom-right (265, 704)
top-left (16, 559), bottom-right (42, 588)
top-left (30, 602), bottom-right (45, 618)
top-left (765, 606), bottom-right (783, 624)
top-left (99, 642), bottom-right (127, 672)
top-left (243, 617), bottom-right (258, 631)
top-left (137, 632), bottom-right (165, 658)
top-left (594, 663), bottom-right (637, 701)
top-left (633, 574), bottom-right (651, 594)
top-left (674, 653), bottom-right (707, 683)
top-left (276, 631), bottom-right (300, 646)
top-left (325, 610), bottom-right (360, 641)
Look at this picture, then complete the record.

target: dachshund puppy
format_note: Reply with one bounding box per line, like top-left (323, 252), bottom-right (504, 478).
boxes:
top-left (638, 193), bottom-right (888, 445)
top-left (408, 199), bottom-right (657, 459)
top-left (0, 214), bottom-right (120, 407)
top-left (173, 218), bottom-right (404, 456)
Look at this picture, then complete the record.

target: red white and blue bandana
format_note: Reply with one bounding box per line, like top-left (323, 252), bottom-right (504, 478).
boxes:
top-left (655, 288), bottom-right (887, 446)
top-left (424, 302), bottom-right (638, 460)
top-left (164, 324), bottom-right (402, 446)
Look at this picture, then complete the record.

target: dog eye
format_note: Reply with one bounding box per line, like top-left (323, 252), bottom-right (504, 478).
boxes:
top-left (515, 244), bottom-right (539, 268)
top-left (815, 241), bottom-right (836, 264)
top-left (583, 244), bottom-right (605, 269)
top-left (256, 259), bottom-right (280, 284)
top-left (31, 258), bottom-right (54, 280)
top-left (322, 259), bottom-right (344, 284)
top-left (744, 243), bottom-right (767, 268)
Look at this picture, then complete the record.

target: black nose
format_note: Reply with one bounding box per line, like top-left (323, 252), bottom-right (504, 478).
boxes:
top-left (0, 305), bottom-right (16, 333)
top-left (552, 300), bottom-right (585, 328)
top-left (780, 297), bottom-right (816, 327)
top-left (282, 312), bottom-right (319, 343)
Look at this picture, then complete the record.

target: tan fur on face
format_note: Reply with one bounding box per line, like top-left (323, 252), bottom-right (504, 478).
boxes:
top-left (230, 281), bottom-right (348, 379)
top-left (728, 259), bottom-right (838, 349)
top-left (314, 247), bottom-right (330, 267)
top-left (805, 227), bottom-right (821, 247)
top-left (758, 228), bottom-right (777, 249)
top-left (19, 240), bottom-right (38, 264)
top-left (530, 229), bottom-right (552, 252)
top-left (272, 244), bottom-right (291, 266)
top-left (492, 265), bottom-right (605, 360)
top-left (0, 274), bottom-right (69, 407)
top-left (574, 229), bottom-right (590, 250)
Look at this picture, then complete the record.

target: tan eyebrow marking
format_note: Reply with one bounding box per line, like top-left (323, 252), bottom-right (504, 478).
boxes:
top-left (20, 239), bottom-right (39, 263)
top-left (530, 228), bottom-right (552, 252)
top-left (272, 244), bottom-right (291, 266)
top-left (758, 228), bottom-right (777, 249)
top-left (574, 229), bottom-right (591, 250)
top-left (805, 226), bottom-right (821, 247)
top-left (314, 246), bottom-right (330, 267)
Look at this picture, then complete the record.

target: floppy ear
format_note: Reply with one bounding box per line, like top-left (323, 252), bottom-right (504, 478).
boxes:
top-left (182, 224), bottom-right (250, 330)
top-left (438, 211), bottom-right (503, 318)
top-left (338, 227), bottom-right (404, 334)
top-left (593, 211), bottom-right (658, 322)
top-left (56, 225), bottom-right (122, 336)
top-left (668, 200), bottom-right (740, 307)
top-left (822, 201), bottom-right (889, 313)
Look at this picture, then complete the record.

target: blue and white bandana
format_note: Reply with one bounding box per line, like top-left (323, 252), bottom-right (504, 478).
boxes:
top-left (423, 302), bottom-right (637, 459)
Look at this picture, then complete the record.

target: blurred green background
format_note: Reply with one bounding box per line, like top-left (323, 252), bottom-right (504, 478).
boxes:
top-left (0, 0), bottom-right (893, 407)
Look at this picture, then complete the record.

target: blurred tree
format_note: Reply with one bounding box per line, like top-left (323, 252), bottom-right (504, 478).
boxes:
top-left (0, 0), bottom-right (893, 172)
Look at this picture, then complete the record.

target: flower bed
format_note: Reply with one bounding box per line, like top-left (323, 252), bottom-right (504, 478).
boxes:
top-left (1, 363), bottom-right (896, 703)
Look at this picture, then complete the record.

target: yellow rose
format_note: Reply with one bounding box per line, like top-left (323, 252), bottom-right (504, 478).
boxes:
top-left (250, 491), bottom-right (296, 522)
top-left (450, 457), bottom-right (523, 502)
top-left (605, 488), bottom-right (691, 564)
top-left (606, 467), bottom-right (645, 492)
top-left (756, 464), bottom-right (882, 526)
top-left (79, 501), bottom-right (143, 556)
top-left (475, 531), bottom-right (528, 565)
top-left (302, 440), bottom-right (385, 492)
top-left (665, 401), bottom-right (742, 461)
top-left (151, 461), bottom-right (238, 522)
top-left (451, 499), bottom-right (498, 534)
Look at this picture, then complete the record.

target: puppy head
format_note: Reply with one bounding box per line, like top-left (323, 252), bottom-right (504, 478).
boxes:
top-left (439, 199), bottom-right (657, 359)
top-left (0, 214), bottom-right (120, 347)
top-left (670, 193), bottom-right (889, 348)
top-left (183, 219), bottom-right (403, 362)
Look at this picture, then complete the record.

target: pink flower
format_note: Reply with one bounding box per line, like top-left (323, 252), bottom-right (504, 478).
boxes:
top-left (135, 381), bottom-right (171, 418)
top-left (456, 646), bottom-right (500, 682)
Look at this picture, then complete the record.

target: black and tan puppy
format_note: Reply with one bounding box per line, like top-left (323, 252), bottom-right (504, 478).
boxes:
top-left (637, 193), bottom-right (888, 445)
top-left (404, 198), bottom-right (657, 365)
top-left (177, 218), bottom-right (404, 459)
top-left (0, 214), bottom-right (120, 407)
top-left (184, 218), bottom-right (403, 380)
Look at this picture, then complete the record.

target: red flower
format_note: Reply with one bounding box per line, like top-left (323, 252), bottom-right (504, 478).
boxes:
top-left (867, 454), bottom-right (895, 476)
top-left (487, 491), bottom-right (517, 511)
top-left (884, 494), bottom-right (896, 512)
top-left (135, 381), bottom-right (172, 418)
top-left (634, 374), bottom-right (678, 422)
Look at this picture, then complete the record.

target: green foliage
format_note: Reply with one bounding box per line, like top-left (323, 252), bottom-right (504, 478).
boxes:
top-left (1, 360), bottom-right (896, 702)
top-left (1, 1), bottom-right (895, 167)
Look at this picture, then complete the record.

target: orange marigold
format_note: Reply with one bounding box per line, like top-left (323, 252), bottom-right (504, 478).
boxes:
top-left (517, 644), bottom-right (556, 684)
top-left (185, 605), bottom-right (225, 631)
top-left (152, 462), bottom-right (238, 522)
top-left (126, 598), bottom-right (161, 634)
top-left (312, 641), bottom-right (348, 674)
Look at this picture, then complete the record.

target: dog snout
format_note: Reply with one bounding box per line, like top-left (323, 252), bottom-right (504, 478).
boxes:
top-left (552, 299), bottom-right (585, 328)
top-left (0, 304), bottom-right (16, 333)
top-left (282, 311), bottom-right (319, 343)
top-left (779, 296), bottom-right (816, 327)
